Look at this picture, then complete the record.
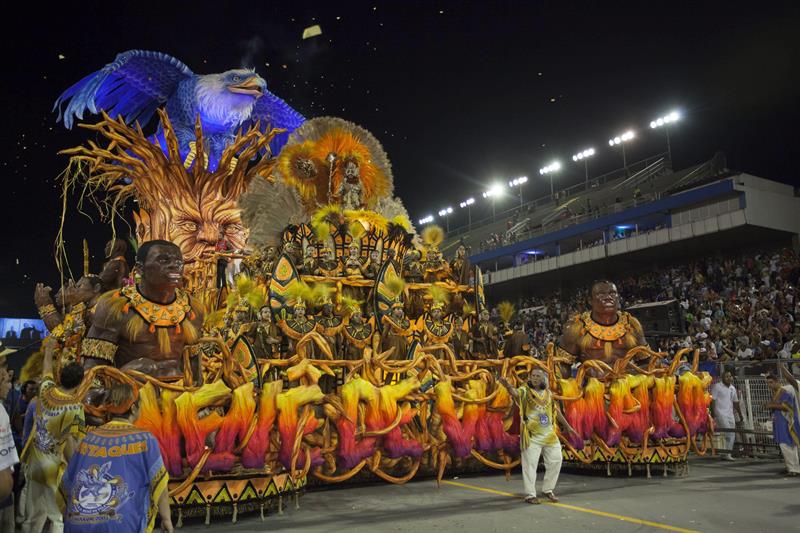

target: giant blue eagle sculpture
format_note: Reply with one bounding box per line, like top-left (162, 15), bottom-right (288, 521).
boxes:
top-left (54, 50), bottom-right (304, 170)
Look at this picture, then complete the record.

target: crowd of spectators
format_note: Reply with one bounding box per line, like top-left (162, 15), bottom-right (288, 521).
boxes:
top-left (504, 246), bottom-right (800, 374)
top-left (474, 187), bottom-right (656, 254)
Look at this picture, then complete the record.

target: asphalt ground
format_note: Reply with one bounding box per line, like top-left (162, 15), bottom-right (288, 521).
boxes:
top-left (180, 457), bottom-right (799, 532)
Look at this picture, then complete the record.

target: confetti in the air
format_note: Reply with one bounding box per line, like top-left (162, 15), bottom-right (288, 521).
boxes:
top-left (302, 25), bottom-right (322, 39)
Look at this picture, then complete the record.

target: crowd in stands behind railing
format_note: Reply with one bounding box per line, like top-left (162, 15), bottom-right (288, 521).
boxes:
top-left (499, 247), bottom-right (800, 374)
top-left (467, 188), bottom-right (660, 253)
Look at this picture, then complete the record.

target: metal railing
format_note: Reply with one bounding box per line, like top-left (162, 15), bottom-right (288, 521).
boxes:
top-left (709, 359), bottom-right (795, 456)
top-left (728, 375), bottom-right (781, 456)
top-left (444, 152), bottom-right (670, 239)
top-left (665, 160), bottom-right (712, 194)
top-left (611, 157), bottom-right (667, 191)
top-left (476, 193), bottom-right (659, 257)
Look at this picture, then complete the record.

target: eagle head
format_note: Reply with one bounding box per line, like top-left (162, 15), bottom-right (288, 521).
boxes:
top-left (222, 69), bottom-right (267, 97)
top-left (195, 69), bottom-right (267, 129)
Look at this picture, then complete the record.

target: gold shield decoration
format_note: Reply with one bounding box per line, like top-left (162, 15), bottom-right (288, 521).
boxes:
top-left (269, 252), bottom-right (300, 318)
top-left (373, 259), bottom-right (400, 332)
top-left (230, 335), bottom-right (260, 387)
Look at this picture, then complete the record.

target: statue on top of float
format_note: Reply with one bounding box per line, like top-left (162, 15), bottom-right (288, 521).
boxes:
top-left (53, 50), bottom-right (303, 287)
top-left (558, 280), bottom-right (648, 364)
top-left (54, 49), bottom-right (304, 170)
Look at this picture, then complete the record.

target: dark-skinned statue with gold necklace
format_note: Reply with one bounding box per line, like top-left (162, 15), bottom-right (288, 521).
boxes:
top-left (81, 241), bottom-right (203, 379)
top-left (558, 280), bottom-right (647, 364)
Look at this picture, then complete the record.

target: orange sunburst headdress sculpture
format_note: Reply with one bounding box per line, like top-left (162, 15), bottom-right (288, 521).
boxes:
top-left (276, 117), bottom-right (393, 211)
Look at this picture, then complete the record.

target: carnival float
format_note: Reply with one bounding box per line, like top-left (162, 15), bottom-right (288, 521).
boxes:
top-left (26, 50), bottom-right (715, 524)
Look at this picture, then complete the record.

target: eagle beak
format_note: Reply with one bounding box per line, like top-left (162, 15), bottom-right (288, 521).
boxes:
top-left (228, 77), bottom-right (264, 97)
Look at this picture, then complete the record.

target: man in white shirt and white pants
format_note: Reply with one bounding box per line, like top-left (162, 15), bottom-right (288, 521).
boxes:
top-left (711, 370), bottom-right (743, 460)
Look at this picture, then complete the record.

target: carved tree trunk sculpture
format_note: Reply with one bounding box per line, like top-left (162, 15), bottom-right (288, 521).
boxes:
top-left (61, 110), bottom-right (281, 292)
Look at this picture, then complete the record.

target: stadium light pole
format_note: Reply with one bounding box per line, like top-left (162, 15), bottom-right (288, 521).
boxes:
top-left (482, 183), bottom-right (504, 219)
top-left (508, 176), bottom-right (528, 207)
top-left (437, 206), bottom-right (454, 231)
top-left (571, 148), bottom-right (596, 185)
top-left (459, 197), bottom-right (475, 228)
top-left (539, 161), bottom-right (561, 199)
top-left (418, 215), bottom-right (434, 226)
top-left (650, 111), bottom-right (680, 166)
top-left (608, 130), bottom-right (635, 172)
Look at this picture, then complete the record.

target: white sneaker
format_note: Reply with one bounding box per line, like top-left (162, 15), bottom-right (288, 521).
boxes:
top-left (722, 454), bottom-right (735, 461)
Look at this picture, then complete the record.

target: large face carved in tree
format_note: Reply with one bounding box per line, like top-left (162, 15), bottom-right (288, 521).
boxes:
top-left (64, 111), bottom-right (281, 292)
top-left (135, 192), bottom-right (248, 264)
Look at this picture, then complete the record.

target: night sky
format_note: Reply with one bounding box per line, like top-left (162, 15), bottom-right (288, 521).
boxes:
top-left (1, 1), bottom-right (797, 316)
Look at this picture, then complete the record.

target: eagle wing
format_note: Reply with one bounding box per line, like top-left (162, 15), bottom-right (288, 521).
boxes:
top-left (247, 89), bottom-right (305, 156)
top-left (54, 49), bottom-right (194, 129)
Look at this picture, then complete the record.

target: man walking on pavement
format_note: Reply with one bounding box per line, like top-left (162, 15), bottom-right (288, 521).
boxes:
top-left (711, 370), bottom-right (743, 460)
top-left (499, 368), bottom-right (577, 504)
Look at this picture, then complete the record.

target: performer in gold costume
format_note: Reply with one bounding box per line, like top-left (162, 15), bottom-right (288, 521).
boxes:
top-left (342, 244), bottom-right (366, 277)
top-left (316, 297), bottom-right (344, 358)
top-left (342, 306), bottom-right (375, 360)
top-left (380, 302), bottom-right (412, 360)
top-left (402, 250), bottom-right (423, 283)
top-left (278, 300), bottom-right (317, 355)
top-left (248, 306), bottom-right (282, 359)
top-left (449, 245), bottom-right (471, 286)
top-left (470, 308), bottom-right (499, 359)
top-left (420, 301), bottom-right (453, 359)
top-left (362, 250), bottom-right (382, 280)
top-left (298, 246), bottom-right (318, 276)
top-left (315, 247), bottom-right (340, 277)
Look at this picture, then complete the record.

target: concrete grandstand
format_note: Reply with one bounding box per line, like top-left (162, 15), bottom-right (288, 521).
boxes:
top-left (435, 154), bottom-right (800, 301)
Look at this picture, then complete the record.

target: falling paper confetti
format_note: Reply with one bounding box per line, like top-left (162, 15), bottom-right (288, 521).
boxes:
top-left (302, 25), bottom-right (322, 39)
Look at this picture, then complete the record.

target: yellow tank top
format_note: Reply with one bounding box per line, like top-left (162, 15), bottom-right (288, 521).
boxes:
top-left (516, 386), bottom-right (558, 448)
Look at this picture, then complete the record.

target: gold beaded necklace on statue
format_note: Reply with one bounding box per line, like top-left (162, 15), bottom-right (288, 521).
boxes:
top-left (119, 285), bottom-right (195, 333)
top-left (580, 311), bottom-right (628, 342)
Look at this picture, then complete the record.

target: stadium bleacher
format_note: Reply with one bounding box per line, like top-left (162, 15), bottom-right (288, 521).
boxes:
top-left (442, 152), bottom-right (724, 257)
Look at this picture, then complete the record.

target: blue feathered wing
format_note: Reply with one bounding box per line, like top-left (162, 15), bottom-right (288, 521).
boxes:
top-left (54, 50), bottom-right (194, 129)
top-left (247, 89), bottom-right (305, 156)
